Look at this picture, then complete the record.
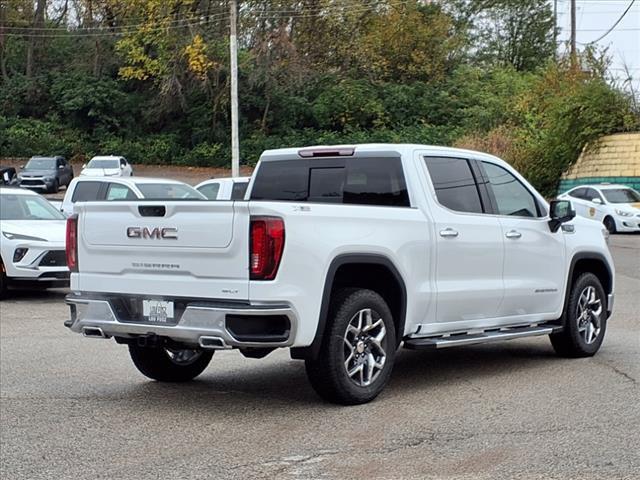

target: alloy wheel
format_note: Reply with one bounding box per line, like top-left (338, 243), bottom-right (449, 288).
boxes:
top-left (343, 308), bottom-right (387, 387)
top-left (576, 286), bottom-right (602, 345)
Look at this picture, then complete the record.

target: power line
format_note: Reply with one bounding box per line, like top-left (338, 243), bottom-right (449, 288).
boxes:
top-left (579, 0), bottom-right (637, 45)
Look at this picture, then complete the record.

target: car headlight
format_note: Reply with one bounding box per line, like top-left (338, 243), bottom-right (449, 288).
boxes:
top-left (615, 209), bottom-right (633, 217)
top-left (2, 231), bottom-right (48, 242)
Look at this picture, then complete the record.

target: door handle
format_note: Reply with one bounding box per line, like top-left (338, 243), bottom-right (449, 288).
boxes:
top-left (505, 230), bottom-right (522, 239)
top-left (439, 228), bottom-right (459, 238)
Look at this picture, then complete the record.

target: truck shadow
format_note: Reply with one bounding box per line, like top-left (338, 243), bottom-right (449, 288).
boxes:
top-left (123, 340), bottom-right (559, 411)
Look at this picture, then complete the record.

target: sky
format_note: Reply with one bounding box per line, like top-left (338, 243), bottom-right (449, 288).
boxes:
top-left (555, 0), bottom-right (640, 95)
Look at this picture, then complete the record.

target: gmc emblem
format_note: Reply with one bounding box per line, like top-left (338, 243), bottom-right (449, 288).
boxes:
top-left (127, 227), bottom-right (178, 240)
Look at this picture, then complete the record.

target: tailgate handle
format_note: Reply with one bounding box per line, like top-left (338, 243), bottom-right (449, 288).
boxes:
top-left (138, 205), bottom-right (166, 217)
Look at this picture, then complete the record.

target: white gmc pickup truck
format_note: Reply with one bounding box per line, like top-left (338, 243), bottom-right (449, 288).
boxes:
top-left (65, 144), bottom-right (615, 405)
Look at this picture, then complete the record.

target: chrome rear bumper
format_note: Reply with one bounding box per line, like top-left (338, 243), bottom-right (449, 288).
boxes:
top-left (65, 294), bottom-right (297, 349)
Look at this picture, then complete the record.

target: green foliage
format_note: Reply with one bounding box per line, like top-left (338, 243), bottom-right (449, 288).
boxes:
top-left (1, 0), bottom-right (637, 194)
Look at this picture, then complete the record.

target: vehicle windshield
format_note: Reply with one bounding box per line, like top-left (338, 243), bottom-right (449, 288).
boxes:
top-left (137, 183), bottom-right (206, 200)
top-left (25, 158), bottom-right (56, 170)
top-left (0, 194), bottom-right (65, 220)
top-left (601, 188), bottom-right (640, 204)
top-left (86, 159), bottom-right (120, 169)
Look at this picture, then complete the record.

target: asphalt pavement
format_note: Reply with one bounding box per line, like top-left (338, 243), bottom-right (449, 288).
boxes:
top-left (1, 236), bottom-right (638, 479)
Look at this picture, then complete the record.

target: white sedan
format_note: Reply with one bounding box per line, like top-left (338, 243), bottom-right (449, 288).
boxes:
top-left (558, 184), bottom-right (640, 233)
top-left (80, 156), bottom-right (133, 177)
top-left (0, 188), bottom-right (69, 297)
top-left (195, 176), bottom-right (250, 200)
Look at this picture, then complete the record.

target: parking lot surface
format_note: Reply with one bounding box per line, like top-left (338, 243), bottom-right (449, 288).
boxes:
top-left (1, 236), bottom-right (638, 479)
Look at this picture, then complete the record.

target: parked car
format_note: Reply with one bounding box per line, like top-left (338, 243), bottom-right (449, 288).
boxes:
top-left (17, 156), bottom-right (74, 193)
top-left (60, 176), bottom-right (205, 216)
top-left (1, 166), bottom-right (18, 186)
top-left (558, 184), bottom-right (640, 233)
top-left (80, 156), bottom-right (133, 177)
top-left (64, 144), bottom-right (614, 405)
top-left (196, 176), bottom-right (251, 200)
top-left (0, 187), bottom-right (69, 298)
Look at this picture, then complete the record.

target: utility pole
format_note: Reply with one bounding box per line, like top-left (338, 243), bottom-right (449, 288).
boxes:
top-left (570, 0), bottom-right (577, 69)
top-left (229, 0), bottom-right (240, 177)
top-left (553, 0), bottom-right (558, 60)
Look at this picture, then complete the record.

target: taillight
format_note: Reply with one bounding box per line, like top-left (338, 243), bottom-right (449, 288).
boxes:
top-left (250, 216), bottom-right (285, 280)
top-left (66, 214), bottom-right (78, 272)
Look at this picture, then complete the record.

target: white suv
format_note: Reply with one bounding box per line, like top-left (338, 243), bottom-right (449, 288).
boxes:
top-left (81, 156), bottom-right (133, 177)
top-left (558, 184), bottom-right (640, 233)
top-left (64, 144), bottom-right (615, 404)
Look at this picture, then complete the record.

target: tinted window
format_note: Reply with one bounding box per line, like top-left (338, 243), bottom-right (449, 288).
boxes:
top-left (424, 157), bottom-right (483, 213)
top-left (87, 159), bottom-right (119, 169)
top-left (231, 181), bottom-right (249, 200)
top-left (71, 181), bottom-right (103, 202)
top-left (483, 162), bottom-right (539, 217)
top-left (568, 188), bottom-right (586, 199)
top-left (584, 188), bottom-right (602, 202)
top-left (120, 158), bottom-right (127, 167)
top-left (198, 183), bottom-right (221, 200)
top-left (106, 183), bottom-right (136, 200)
top-left (251, 157), bottom-right (409, 207)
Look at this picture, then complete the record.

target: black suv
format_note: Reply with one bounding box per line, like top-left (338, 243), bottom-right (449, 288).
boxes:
top-left (18, 156), bottom-right (74, 193)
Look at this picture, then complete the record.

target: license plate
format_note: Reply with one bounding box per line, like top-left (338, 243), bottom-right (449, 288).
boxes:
top-left (142, 300), bottom-right (175, 323)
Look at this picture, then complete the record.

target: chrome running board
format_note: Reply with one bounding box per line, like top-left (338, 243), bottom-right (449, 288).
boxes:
top-left (403, 325), bottom-right (562, 350)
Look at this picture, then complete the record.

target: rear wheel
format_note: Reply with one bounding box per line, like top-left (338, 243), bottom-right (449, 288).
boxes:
top-left (603, 216), bottom-right (617, 234)
top-left (550, 272), bottom-right (607, 357)
top-left (128, 344), bottom-right (213, 382)
top-left (305, 288), bottom-right (396, 405)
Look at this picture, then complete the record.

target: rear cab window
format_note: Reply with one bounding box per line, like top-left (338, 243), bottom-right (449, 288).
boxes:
top-left (250, 157), bottom-right (410, 207)
top-left (424, 157), bottom-right (484, 214)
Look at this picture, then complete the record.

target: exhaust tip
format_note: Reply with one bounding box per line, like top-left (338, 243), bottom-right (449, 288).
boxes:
top-left (82, 326), bottom-right (108, 339)
top-left (198, 336), bottom-right (230, 350)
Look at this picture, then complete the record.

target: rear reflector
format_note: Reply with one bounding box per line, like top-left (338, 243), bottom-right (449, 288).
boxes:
top-left (66, 214), bottom-right (78, 272)
top-left (298, 147), bottom-right (355, 158)
top-left (250, 216), bottom-right (285, 280)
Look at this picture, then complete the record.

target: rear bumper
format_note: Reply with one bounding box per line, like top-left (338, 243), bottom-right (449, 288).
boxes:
top-left (64, 293), bottom-right (298, 349)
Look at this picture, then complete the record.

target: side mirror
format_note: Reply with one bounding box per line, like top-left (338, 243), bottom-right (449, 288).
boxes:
top-left (82, 164), bottom-right (87, 169)
top-left (20, 165), bottom-right (24, 169)
top-left (592, 197), bottom-right (602, 205)
top-left (58, 165), bottom-right (65, 169)
top-left (549, 200), bottom-right (576, 233)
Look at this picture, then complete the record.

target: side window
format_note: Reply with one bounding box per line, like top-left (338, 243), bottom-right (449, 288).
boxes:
top-left (424, 157), bottom-right (483, 214)
top-left (71, 182), bottom-right (103, 203)
top-left (120, 158), bottom-right (127, 167)
top-left (230, 181), bottom-right (249, 200)
top-left (106, 183), bottom-right (136, 200)
top-left (198, 183), bottom-right (221, 200)
top-left (482, 162), bottom-right (539, 218)
top-left (343, 157), bottom-right (409, 207)
top-left (570, 187), bottom-right (587, 199)
top-left (585, 188), bottom-right (602, 202)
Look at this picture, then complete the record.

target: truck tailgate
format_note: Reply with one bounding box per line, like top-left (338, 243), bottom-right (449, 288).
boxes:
top-left (74, 201), bottom-right (250, 300)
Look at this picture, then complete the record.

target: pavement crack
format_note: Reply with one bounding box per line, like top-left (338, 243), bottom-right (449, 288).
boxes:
top-left (596, 360), bottom-right (637, 384)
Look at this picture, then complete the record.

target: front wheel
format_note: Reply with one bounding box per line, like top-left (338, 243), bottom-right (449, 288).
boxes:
top-left (550, 272), bottom-right (607, 357)
top-left (128, 344), bottom-right (213, 382)
top-left (49, 179), bottom-right (59, 194)
top-left (603, 216), bottom-right (617, 234)
top-left (305, 288), bottom-right (396, 405)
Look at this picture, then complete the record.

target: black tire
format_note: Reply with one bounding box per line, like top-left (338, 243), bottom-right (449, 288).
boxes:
top-left (550, 272), bottom-right (607, 358)
top-left (603, 216), bottom-right (617, 234)
top-left (128, 344), bottom-right (213, 382)
top-left (305, 288), bottom-right (396, 405)
top-left (50, 179), bottom-right (59, 194)
top-left (0, 260), bottom-right (8, 300)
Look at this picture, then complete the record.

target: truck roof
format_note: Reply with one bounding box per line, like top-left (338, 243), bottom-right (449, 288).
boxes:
top-left (260, 143), bottom-right (506, 164)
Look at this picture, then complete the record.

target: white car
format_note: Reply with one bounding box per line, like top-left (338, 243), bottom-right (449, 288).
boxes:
top-left (195, 176), bottom-right (250, 200)
top-left (60, 177), bottom-right (205, 216)
top-left (0, 188), bottom-right (68, 297)
top-left (80, 156), bottom-right (133, 177)
top-left (558, 184), bottom-right (640, 233)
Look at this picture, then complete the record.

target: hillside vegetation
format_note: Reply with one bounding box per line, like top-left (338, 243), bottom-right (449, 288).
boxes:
top-left (1, 0), bottom-right (638, 195)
